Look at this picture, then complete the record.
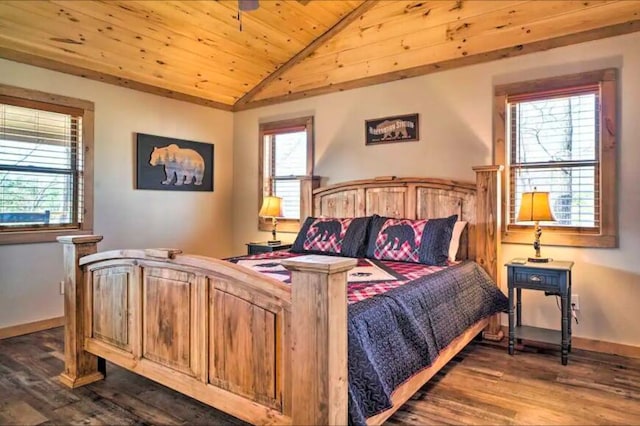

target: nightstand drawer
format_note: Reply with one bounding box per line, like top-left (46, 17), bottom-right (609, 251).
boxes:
top-left (515, 268), bottom-right (562, 286)
top-left (246, 242), bottom-right (292, 255)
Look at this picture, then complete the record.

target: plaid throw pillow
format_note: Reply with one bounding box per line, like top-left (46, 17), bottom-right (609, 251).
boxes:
top-left (291, 216), bottom-right (371, 258)
top-left (366, 214), bottom-right (458, 265)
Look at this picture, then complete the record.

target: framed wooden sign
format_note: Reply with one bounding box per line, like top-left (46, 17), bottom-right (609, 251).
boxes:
top-left (365, 113), bottom-right (419, 145)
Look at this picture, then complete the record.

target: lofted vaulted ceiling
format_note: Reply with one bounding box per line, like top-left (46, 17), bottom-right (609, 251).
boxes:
top-left (0, 1), bottom-right (639, 111)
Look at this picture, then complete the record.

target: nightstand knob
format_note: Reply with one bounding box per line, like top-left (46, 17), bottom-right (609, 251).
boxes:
top-left (529, 275), bottom-right (541, 282)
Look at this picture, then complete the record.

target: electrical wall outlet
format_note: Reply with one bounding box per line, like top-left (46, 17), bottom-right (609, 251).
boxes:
top-left (571, 294), bottom-right (580, 311)
top-left (59, 280), bottom-right (65, 295)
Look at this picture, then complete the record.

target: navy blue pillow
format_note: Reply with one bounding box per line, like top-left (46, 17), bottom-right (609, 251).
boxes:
top-left (291, 216), bottom-right (371, 258)
top-left (365, 214), bottom-right (458, 265)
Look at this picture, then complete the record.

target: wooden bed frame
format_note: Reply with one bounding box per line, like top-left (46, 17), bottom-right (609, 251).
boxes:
top-left (58, 166), bottom-right (502, 426)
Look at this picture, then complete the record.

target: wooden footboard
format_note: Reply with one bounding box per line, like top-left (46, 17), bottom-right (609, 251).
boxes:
top-left (57, 166), bottom-right (503, 425)
top-left (58, 238), bottom-right (356, 425)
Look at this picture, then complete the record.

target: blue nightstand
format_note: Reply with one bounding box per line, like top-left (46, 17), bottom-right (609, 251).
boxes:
top-left (246, 242), bottom-right (292, 255)
top-left (506, 259), bottom-right (574, 365)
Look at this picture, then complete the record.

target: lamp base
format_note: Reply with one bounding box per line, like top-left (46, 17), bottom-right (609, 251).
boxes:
top-left (528, 257), bottom-right (551, 263)
top-left (267, 240), bottom-right (281, 245)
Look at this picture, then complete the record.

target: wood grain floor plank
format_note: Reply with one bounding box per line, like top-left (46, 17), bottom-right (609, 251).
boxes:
top-left (1, 327), bottom-right (639, 425)
top-left (392, 340), bottom-right (640, 426)
top-left (49, 398), bottom-right (140, 426)
top-left (0, 399), bottom-right (48, 426)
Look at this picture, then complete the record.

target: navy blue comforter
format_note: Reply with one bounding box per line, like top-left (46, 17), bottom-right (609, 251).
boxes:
top-left (347, 261), bottom-right (508, 425)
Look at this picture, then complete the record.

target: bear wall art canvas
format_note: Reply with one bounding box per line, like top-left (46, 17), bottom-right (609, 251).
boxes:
top-left (136, 133), bottom-right (214, 191)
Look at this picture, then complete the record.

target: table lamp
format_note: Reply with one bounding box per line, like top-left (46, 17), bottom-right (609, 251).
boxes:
top-left (517, 189), bottom-right (556, 263)
top-left (259, 195), bottom-right (283, 245)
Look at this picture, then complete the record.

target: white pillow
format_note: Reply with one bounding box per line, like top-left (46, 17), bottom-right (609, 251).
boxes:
top-left (448, 221), bottom-right (468, 262)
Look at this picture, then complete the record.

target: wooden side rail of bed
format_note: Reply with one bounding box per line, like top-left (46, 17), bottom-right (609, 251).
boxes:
top-left (57, 166), bottom-right (502, 426)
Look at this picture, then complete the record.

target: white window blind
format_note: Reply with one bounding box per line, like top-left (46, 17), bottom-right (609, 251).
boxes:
top-left (0, 100), bottom-right (84, 230)
top-left (508, 87), bottom-right (599, 229)
top-left (264, 130), bottom-right (307, 219)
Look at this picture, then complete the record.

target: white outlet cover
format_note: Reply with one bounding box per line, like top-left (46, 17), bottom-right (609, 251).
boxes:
top-left (571, 294), bottom-right (579, 310)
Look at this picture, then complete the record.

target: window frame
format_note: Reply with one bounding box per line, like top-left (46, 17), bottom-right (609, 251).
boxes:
top-left (494, 69), bottom-right (617, 248)
top-left (258, 116), bottom-right (314, 233)
top-left (0, 83), bottom-right (94, 245)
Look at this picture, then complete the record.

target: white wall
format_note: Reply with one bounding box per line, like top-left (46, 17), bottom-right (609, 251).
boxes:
top-left (0, 59), bottom-right (234, 329)
top-left (233, 32), bottom-right (640, 347)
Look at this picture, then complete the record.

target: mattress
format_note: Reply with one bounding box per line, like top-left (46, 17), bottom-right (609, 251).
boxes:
top-left (228, 252), bottom-right (508, 425)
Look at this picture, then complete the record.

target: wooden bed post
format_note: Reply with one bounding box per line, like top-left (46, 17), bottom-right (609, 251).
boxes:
top-left (473, 165), bottom-right (504, 341)
top-left (299, 175), bottom-right (321, 219)
top-left (282, 255), bottom-right (357, 426)
top-left (57, 235), bottom-right (105, 388)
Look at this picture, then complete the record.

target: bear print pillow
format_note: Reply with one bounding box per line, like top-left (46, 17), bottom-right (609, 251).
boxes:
top-left (365, 214), bottom-right (458, 265)
top-left (291, 216), bottom-right (371, 258)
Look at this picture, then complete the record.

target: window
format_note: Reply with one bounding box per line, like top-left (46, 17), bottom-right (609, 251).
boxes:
top-left (258, 116), bottom-right (313, 233)
top-left (0, 84), bottom-right (94, 244)
top-left (494, 69), bottom-right (617, 248)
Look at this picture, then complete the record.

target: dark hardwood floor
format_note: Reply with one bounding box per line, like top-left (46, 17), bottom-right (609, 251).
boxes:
top-left (1, 327), bottom-right (639, 425)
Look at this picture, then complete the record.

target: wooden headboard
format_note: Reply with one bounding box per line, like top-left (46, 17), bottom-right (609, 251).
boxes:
top-left (309, 176), bottom-right (478, 260)
top-left (299, 167), bottom-right (502, 292)
top-left (303, 166), bottom-right (504, 341)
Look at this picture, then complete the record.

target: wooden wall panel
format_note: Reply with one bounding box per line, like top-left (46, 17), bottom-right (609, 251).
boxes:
top-left (317, 190), bottom-right (360, 218)
top-left (365, 187), bottom-right (408, 218)
top-left (252, 1), bottom-right (640, 102)
top-left (415, 187), bottom-right (477, 260)
top-left (210, 287), bottom-right (280, 410)
top-left (91, 267), bottom-right (129, 351)
top-left (142, 268), bottom-right (192, 375)
top-left (415, 188), bottom-right (464, 220)
top-left (0, 0), bottom-right (361, 107)
top-left (0, 1), bottom-right (637, 108)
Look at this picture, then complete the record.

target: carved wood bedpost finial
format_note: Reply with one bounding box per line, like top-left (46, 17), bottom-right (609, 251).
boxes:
top-left (282, 255), bottom-right (357, 426)
top-left (472, 165), bottom-right (504, 341)
top-left (57, 235), bottom-right (105, 388)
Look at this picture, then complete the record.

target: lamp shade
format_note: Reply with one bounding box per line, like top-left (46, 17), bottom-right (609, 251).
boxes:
top-left (517, 191), bottom-right (556, 222)
top-left (259, 196), bottom-right (283, 218)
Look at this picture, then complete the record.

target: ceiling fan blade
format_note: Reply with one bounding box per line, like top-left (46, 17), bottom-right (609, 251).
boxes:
top-left (297, 0), bottom-right (311, 4)
top-left (238, 0), bottom-right (259, 11)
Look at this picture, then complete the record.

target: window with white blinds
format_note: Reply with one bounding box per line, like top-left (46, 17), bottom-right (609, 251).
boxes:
top-left (0, 85), bottom-right (94, 244)
top-left (494, 69), bottom-right (617, 248)
top-left (259, 117), bottom-right (313, 232)
top-left (266, 131), bottom-right (307, 219)
top-left (509, 88), bottom-right (599, 228)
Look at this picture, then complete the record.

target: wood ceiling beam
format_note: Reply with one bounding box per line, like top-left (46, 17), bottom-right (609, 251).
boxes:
top-left (0, 47), bottom-right (234, 111)
top-left (234, 19), bottom-right (640, 111)
top-left (233, 0), bottom-right (378, 109)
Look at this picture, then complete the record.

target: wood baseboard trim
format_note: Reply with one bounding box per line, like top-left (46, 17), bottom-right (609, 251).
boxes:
top-left (500, 325), bottom-right (640, 359)
top-left (571, 336), bottom-right (640, 359)
top-left (0, 316), bottom-right (64, 340)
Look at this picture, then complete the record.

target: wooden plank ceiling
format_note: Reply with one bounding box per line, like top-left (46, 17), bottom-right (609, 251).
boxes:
top-left (0, 1), bottom-right (638, 111)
